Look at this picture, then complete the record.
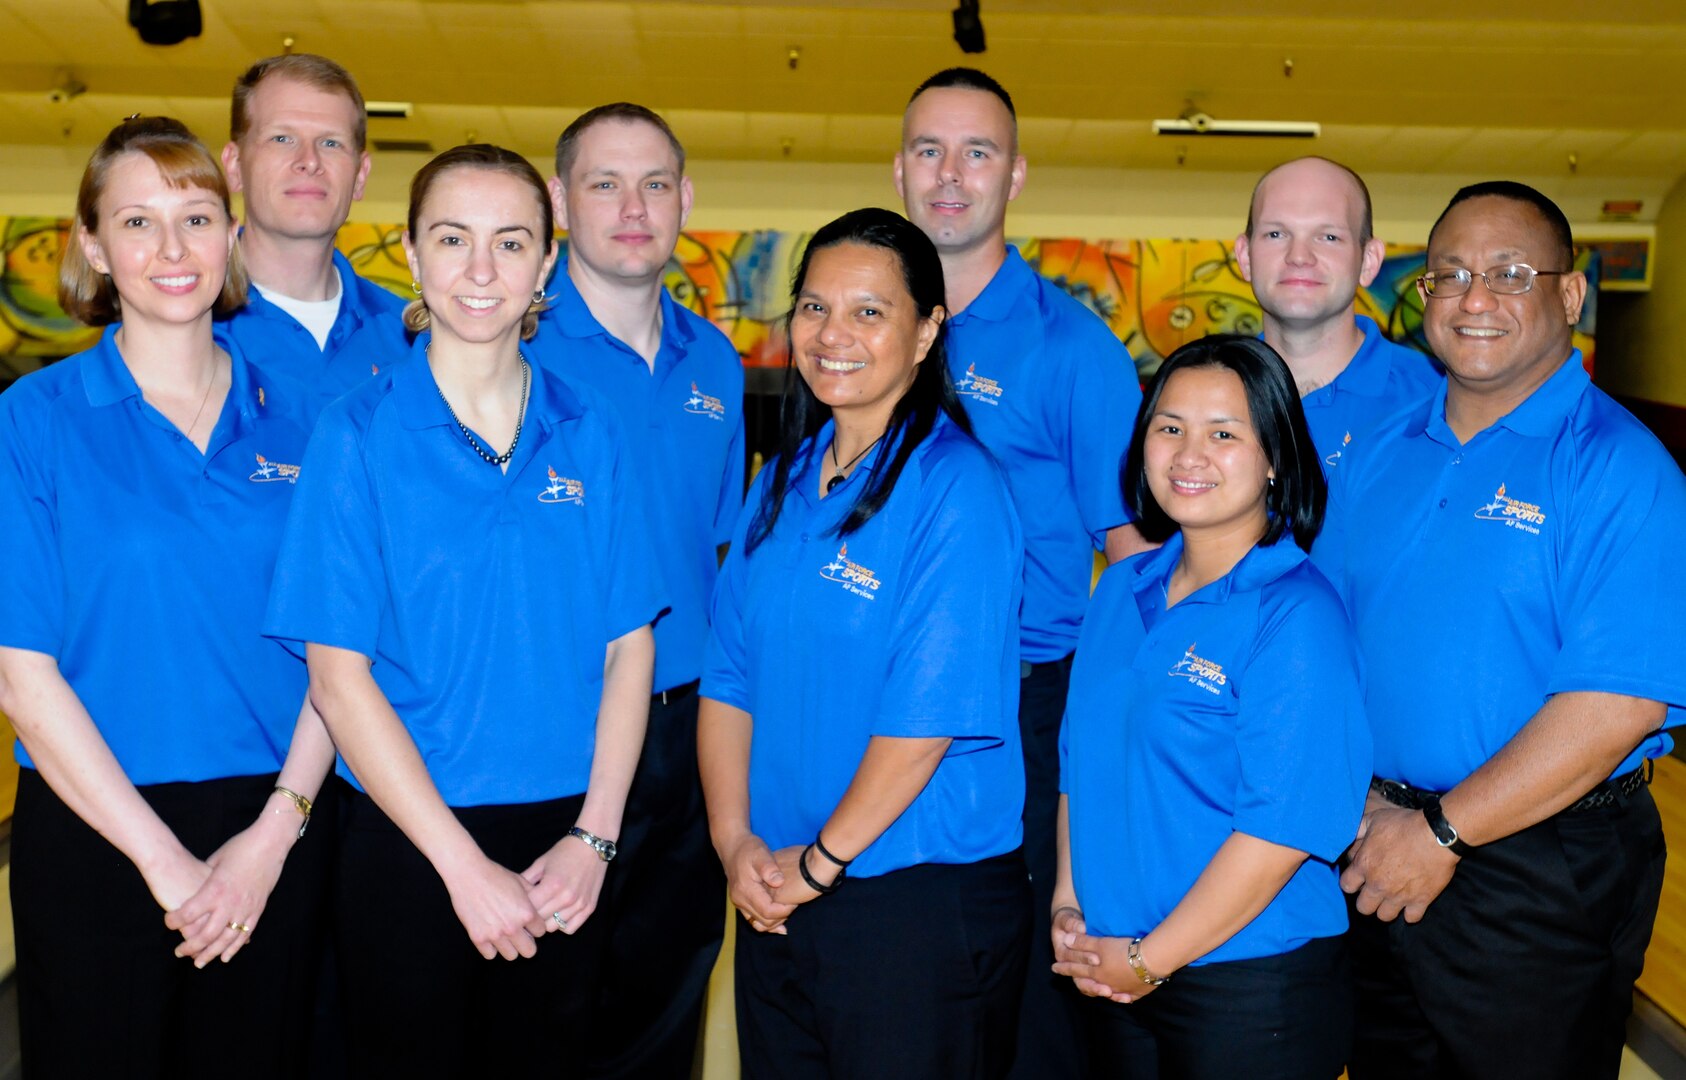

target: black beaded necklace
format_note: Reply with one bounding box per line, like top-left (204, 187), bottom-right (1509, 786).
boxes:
top-left (431, 347), bottom-right (531, 468)
top-left (827, 435), bottom-right (881, 494)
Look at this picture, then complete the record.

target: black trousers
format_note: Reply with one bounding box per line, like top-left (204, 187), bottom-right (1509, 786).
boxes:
top-left (736, 851), bottom-right (1031, 1080)
top-left (10, 767), bottom-right (333, 1080)
top-left (334, 789), bottom-right (608, 1077)
top-left (587, 688), bottom-right (726, 1078)
top-left (1082, 934), bottom-right (1352, 1080)
top-left (1009, 653), bottom-right (1087, 1080)
top-left (1348, 783), bottom-right (1665, 1080)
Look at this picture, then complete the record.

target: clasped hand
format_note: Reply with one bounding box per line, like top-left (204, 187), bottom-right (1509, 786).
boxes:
top-left (1339, 797), bottom-right (1458, 923)
top-left (1048, 907), bottom-right (1161, 1004)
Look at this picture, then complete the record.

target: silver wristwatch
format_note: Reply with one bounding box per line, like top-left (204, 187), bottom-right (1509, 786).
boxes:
top-left (568, 826), bottom-right (618, 863)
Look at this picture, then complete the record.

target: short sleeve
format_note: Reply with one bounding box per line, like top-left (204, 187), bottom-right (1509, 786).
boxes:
top-left (874, 451), bottom-right (1023, 742)
top-left (1232, 577), bottom-right (1371, 862)
top-left (595, 422), bottom-right (668, 642)
top-left (1548, 441), bottom-right (1686, 712)
top-left (1063, 325), bottom-right (1140, 546)
top-left (261, 406), bottom-right (387, 659)
top-left (713, 410), bottom-right (747, 547)
top-left (0, 389), bottom-right (64, 654)
top-left (701, 475), bottom-right (763, 711)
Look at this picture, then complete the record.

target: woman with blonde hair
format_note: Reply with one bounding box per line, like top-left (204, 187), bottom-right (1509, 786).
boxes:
top-left (0, 115), bottom-right (333, 1078)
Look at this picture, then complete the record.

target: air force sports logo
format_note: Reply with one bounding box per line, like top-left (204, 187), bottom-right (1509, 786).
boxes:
top-left (1474, 483), bottom-right (1545, 535)
top-left (248, 453), bottom-right (300, 484)
top-left (820, 542), bottom-right (881, 600)
top-left (1168, 643), bottom-right (1227, 695)
top-left (684, 381), bottom-right (727, 421)
top-left (955, 363), bottom-right (1004, 406)
top-left (538, 466), bottom-right (585, 505)
top-left (1324, 431), bottom-right (1351, 468)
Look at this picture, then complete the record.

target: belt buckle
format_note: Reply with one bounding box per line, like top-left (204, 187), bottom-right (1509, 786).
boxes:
top-left (1371, 778), bottom-right (1416, 808)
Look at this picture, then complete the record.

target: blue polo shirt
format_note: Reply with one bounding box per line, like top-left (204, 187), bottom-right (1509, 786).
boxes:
top-left (263, 334), bottom-right (664, 807)
top-left (1301, 316), bottom-right (1441, 473)
top-left (1316, 351), bottom-right (1686, 791)
top-left (1060, 533), bottom-right (1369, 964)
top-left (0, 327), bottom-right (312, 785)
top-left (946, 246), bottom-right (1140, 663)
top-left (215, 249), bottom-right (408, 420)
top-left (530, 263), bottom-right (746, 692)
top-left (702, 413), bottom-right (1025, 879)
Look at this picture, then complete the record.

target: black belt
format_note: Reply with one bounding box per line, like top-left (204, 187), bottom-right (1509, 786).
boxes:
top-left (653, 679), bottom-right (699, 706)
top-left (1370, 761), bottom-right (1650, 816)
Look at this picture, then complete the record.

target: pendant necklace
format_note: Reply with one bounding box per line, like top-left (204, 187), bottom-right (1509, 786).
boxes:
top-left (827, 434), bottom-right (881, 494)
top-left (430, 343), bottom-right (531, 467)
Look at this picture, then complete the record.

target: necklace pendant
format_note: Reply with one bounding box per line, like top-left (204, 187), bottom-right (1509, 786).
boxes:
top-left (826, 473), bottom-right (844, 494)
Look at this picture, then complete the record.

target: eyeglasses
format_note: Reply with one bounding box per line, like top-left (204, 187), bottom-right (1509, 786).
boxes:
top-left (1418, 263), bottom-right (1569, 299)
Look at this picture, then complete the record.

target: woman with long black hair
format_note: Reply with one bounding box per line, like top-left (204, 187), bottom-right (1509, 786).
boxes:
top-left (1052, 335), bottom-right (1370, 1078)
top-left (699, 207), bottom-right (1028, 1078)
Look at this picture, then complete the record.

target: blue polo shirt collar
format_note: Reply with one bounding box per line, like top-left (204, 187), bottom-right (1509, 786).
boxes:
top-left (80, 324), bottom-right (266, 428)
top-left (548, 261), bottom-right (698, 363)
top-left (1131, 530), bottom-right (1309, 608)
top-left (953, 245), bottom-right (1033, 325)
top-left (1334, 317), bottom-right (1397, 398)
top-left (1416, 348), bottom-right (1587, 447)
top-left (785, 418), bottom-right (895, 513)
top-left (393, 331), bottom-right (585, 433)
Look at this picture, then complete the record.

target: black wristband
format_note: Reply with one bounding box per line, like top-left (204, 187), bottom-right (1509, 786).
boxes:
top-left (1422, 796), bottom-right (1474, 857)
top-left (798, 844), bottom-right (841, 895)
top-left (813, 834), bottom-right (853, 870)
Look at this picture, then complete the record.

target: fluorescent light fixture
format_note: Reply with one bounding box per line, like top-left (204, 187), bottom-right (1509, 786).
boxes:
top-left (1152, 117), bottom-right (1320, 138)
top-left (365, 101), bottom-right (413, 119)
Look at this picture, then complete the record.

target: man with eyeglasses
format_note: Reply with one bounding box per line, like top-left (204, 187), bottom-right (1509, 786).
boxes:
top-left (1235, 156), bottom-right (1440, 470)
top-left (1316, 181), bottom-right (1686, 1080)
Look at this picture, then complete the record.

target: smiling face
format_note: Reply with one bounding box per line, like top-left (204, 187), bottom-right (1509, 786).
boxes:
top-left (552, 117), bottom-right (690, 286)
top-left (791, 241), bottom-right (942, 432)
top-left (894, 86), bottom-right (1025, 258)
top-left (1144, 365), bottom-right (1274, 544)
top-left (79, 152), bottom-right (236, 330)
top-left (1235, 158), bottom-right (1384, 332)
top-left (223, 75), bottom-right (370, 244)
top-left (1420, 194), bottom-right (1585, 404)
top-left (404, 166), bottom-right (557, 348)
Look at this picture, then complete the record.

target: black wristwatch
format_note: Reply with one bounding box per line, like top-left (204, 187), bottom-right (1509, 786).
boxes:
top-left (1421, 796), bottom-right (1473, 858)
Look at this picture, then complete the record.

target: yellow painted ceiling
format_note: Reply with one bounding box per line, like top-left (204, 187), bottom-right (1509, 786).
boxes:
top-left (0, 0), bottom-right (1683, 181)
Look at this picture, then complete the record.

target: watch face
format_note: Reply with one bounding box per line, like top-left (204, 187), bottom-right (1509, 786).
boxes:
top-left (601, 840), bottom-right (617, 861)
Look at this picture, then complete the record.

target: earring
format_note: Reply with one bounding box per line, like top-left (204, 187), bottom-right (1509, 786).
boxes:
top-left (531, 288), bottom-right (545, 305)
top-left (411, 281), bottom-right (421, 295)
top-left (1268, 476), bottom-right (1276, 487)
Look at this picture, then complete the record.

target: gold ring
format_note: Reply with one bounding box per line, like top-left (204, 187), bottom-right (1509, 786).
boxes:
top-left (228, 921), bottom-right (252, 934)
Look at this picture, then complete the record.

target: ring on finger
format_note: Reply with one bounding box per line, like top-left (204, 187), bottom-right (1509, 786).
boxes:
top-left (552, 911), bottom-right (567, 931)
top-left (227, 920), bottom-right (252, 934)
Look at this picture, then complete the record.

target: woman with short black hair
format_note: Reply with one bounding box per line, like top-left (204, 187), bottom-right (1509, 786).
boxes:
top-left (1053, 334), bottom-right (1371, 1078)
top-left (699, 207), bottom-right (1028, 1079)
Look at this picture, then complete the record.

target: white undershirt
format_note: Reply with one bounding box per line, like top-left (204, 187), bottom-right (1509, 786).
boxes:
top-left (253, 268), bottom-right (344, 351)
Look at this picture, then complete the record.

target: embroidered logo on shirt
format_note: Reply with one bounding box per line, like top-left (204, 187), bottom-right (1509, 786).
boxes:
top-left (819, 542), bottom-right (881, 600)
top-left (371, 363), bottom-right (380, 376)
top-left (1324, 430), bottom-right (1351, 468)
top-left (683, 381), bottom-right (727, 421)
top-left (1168, 643), bottom-right (1227, 695)
top-left (955, 363), bottom-right (1004, 406)
top-left (538, 466), bottom-right (585, 505)
top-left (1474, 483), bottom-right (1544, 535)
top-left (248, 453), bottom-right (299, 484)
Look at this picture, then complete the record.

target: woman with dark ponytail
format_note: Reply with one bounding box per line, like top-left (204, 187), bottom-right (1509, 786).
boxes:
top-left (699, 207), bottom-right (1029, 1078)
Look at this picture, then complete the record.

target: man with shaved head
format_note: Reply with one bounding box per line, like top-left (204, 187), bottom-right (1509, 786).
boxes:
top-left (1236, 156), bottom-right (1439, 469)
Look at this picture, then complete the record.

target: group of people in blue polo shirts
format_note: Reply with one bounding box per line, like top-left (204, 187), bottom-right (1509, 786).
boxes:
top-left (0, 50), bottom-right (1681, 1080)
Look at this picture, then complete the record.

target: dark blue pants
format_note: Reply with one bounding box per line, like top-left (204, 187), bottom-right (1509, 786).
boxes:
top-left (587, 688), bottom-right (726, 1078)
top-left (11, 767), bottom-right (334, 1080)
top-left (1348, 783), bottom-right (1664, 1080)
top-left (1009, 654), bottom-right (1087, 1080)
top-left (736, 851), bottom-right (1031, 1080)
top-left (334, 789), bottom-right (607, 1077)
top-left (1083, 934), bottom-right (1353, 1080)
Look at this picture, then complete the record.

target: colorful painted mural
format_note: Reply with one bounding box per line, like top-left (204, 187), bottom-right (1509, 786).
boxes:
top-left (0, 218), bottom-right (1600, 381)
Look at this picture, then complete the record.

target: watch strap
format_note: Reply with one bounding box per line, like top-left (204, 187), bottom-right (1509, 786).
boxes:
top-left (567, 825), bottom-right (617, 862)
top-left (1422, 797), bottom-right (1473, 857)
